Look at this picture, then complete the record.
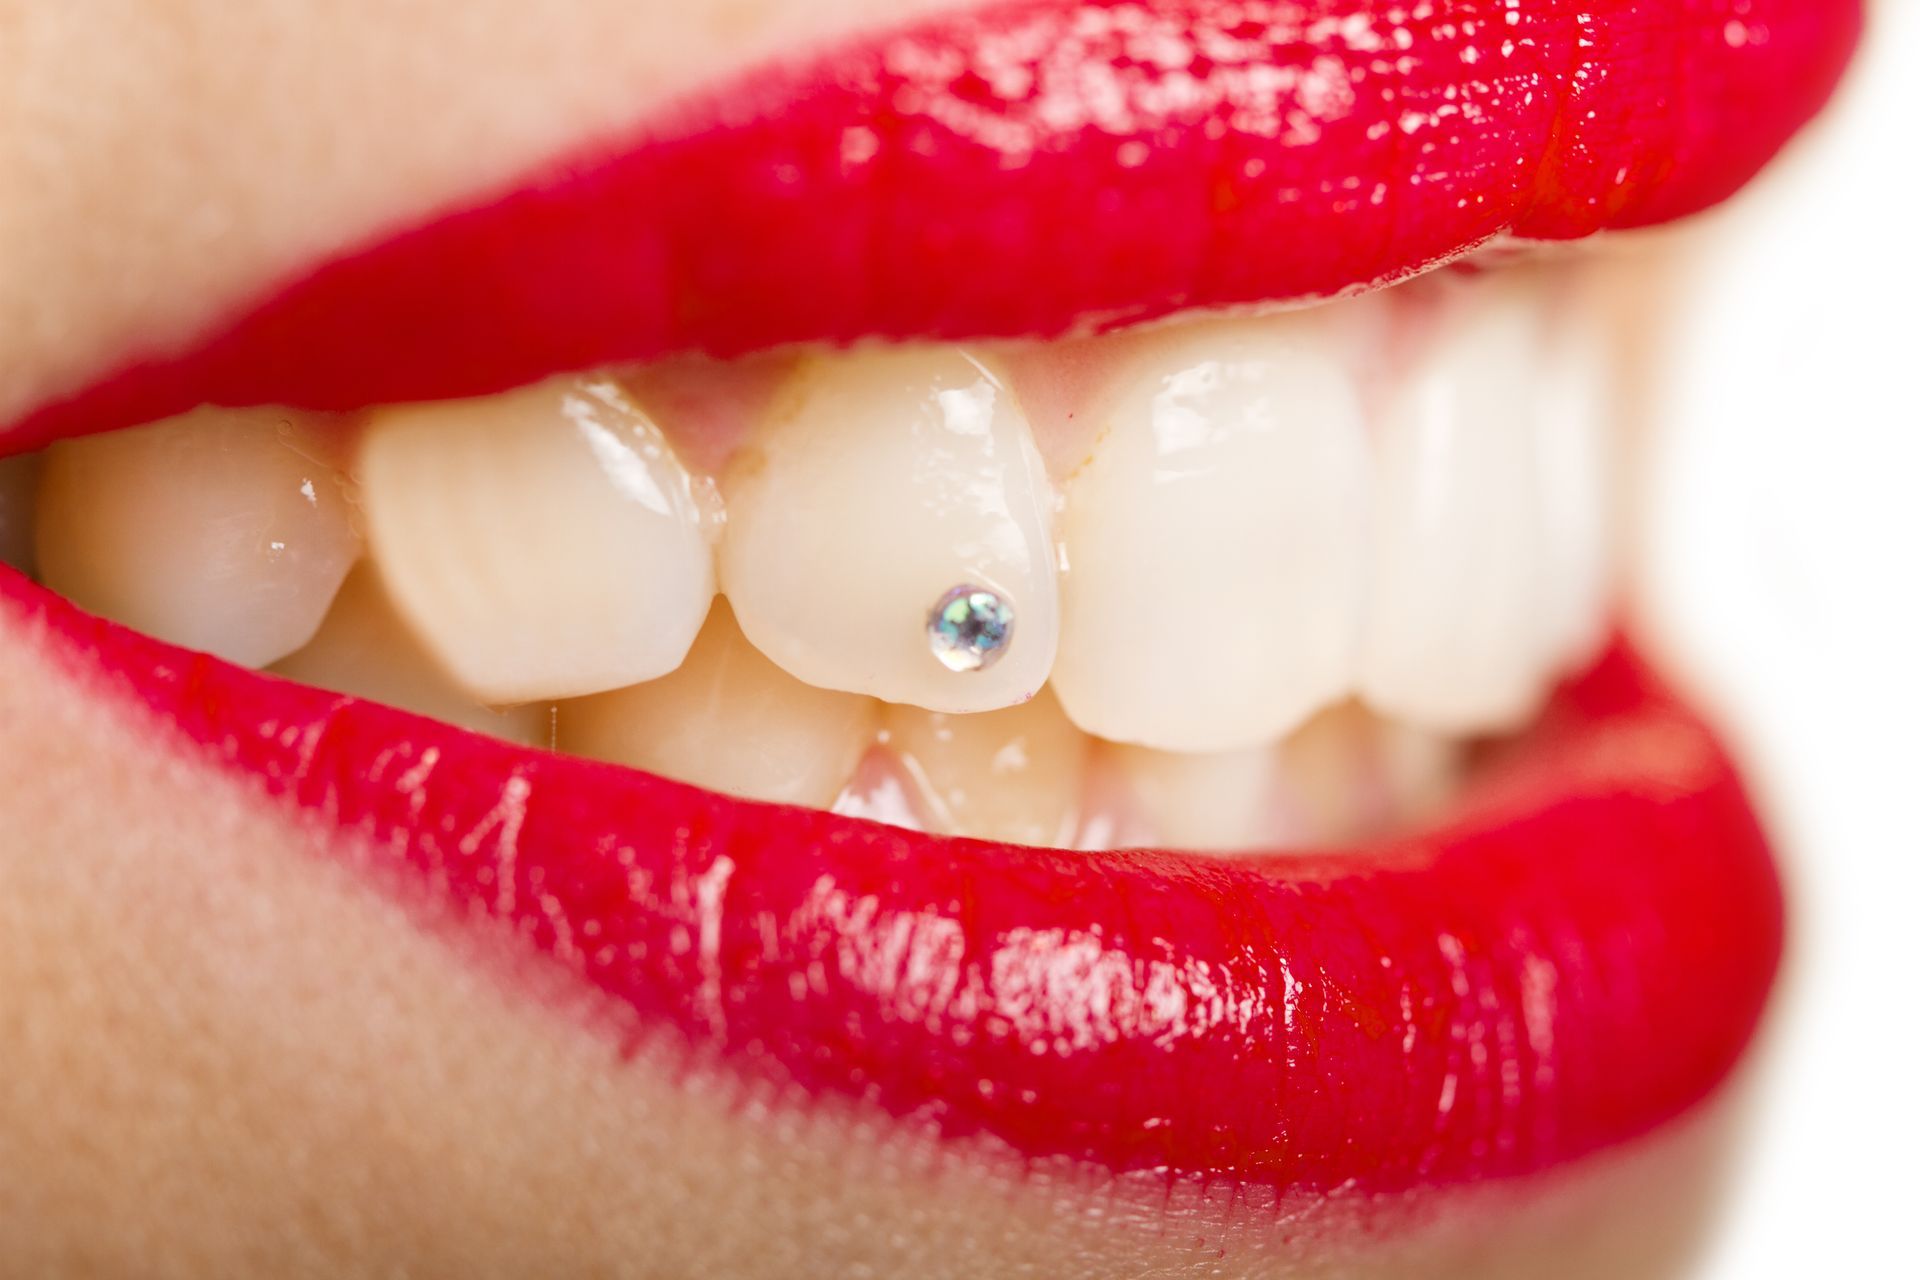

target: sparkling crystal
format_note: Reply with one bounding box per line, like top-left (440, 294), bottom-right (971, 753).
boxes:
top-left (927, 585), bottom-right (1014, 673)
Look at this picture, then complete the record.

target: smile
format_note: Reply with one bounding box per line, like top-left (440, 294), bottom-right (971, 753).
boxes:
top-left (0, 0), bottom-right (1859, 1205)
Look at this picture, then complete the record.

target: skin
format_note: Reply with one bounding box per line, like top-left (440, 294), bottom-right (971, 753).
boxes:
top-left (0, 3), bottom-right (1749, 1274)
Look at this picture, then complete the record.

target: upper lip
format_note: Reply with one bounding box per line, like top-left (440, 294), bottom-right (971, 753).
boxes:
top-left (2, 0), bottom-right (1862, 453)
top-left (0, 0), bottom-right (1861, 1201)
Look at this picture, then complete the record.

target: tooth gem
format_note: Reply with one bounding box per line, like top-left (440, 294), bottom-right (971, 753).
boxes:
top-left (928, 586), bottom-right (1014, 673)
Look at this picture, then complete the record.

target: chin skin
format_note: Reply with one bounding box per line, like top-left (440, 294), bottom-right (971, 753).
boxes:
top-left (0, 605), bottom-right (1743, 1278)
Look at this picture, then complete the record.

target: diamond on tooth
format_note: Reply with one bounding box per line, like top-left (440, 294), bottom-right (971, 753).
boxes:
top-left (884, 688), bottom-right (1086, 846)
top-left (719, 348), bottom-right (1058, 714)
top-left (34, 407), bottom-right (360, 667)
top-left (272, 566), bottom-right (553, 746)
top-left (1049, 314), bottom-right (1370, 754)
top-left (926, 585), bottom-right (1014, 673)
top-left (355, 375), bottom-right (715, 706)
top-left (1358, 278), bottom-right (1554, 733)
top-left (557, 601), bottom-right (877, 809)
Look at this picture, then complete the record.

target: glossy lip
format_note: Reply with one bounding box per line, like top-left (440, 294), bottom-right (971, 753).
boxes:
top-left (0, 568), bottom-right (1783, 1192)
top-left (0, 0), bottom-right (1853, 1200)
top-left (3, 0), bottom-right (1861, 453)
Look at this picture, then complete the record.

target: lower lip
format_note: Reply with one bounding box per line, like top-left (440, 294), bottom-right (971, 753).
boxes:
top-left (3, 563), bottom-right (1782, 1192)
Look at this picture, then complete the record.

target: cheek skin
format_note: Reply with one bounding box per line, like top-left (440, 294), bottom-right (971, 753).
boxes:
top-left (0, 603), bottom-right (1740, 1278)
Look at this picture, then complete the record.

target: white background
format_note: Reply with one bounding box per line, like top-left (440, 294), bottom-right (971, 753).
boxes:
top-left (1638, 4), bottom-right (1920, 1274)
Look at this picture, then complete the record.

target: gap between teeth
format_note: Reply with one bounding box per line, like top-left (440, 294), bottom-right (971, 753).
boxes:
top-left (2, 266), bottom-right (1617, 854)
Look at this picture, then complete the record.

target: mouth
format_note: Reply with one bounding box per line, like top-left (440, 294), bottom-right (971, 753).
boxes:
top-left (0, 0), bottom-right (1856, 1215)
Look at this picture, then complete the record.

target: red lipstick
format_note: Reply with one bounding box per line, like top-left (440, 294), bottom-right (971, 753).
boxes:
top-left (0, 0), bottom-right (1861, 1202)
top-left (3, 570), bottom-right (1781, 1191)
top-left (6, 0), bottom-right (1861, 453)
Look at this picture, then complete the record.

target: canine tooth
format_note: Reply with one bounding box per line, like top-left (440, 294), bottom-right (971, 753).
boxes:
top-left (556, 602), bottom-right (877, 808)
top-left (884, 688), bottom-right (1086, 846)
top-left (356, 376), bottom-right (714, 705)
top-left (0, 454), bottom-right (40, 574)
top-left (35, 407), bottom-right (359, 667)
top-left (1108, 742), bottom-right (1282, 852)
top-left (1050, 315), bottom-right (1370, 753)
top-left (719, 348), bottom-right (1058, 714)
top-left (1358, 282), bottom-right (1553, 733)
top-left (272, 566), bottom-right (552, 746)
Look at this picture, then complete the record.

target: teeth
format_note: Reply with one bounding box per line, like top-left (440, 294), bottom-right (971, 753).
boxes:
top-left (884, 688), bottom-right (1086, 846)
top-left (1357, 281), bottom-right (1554, 733)
top-left (1273, 701), bottom-right (1463, 845)
top-left (7, 263), bottom-right (1617, 859)
top-left (0, 454), bottom-right (41, 574)
top-left (355, 375), bottom-right (715, 705)
top-left (557, 601), bottom-right (877, 808)
top-left (272, 566), bottom-right (553, 746)
top-left (718, 348), bottom-right (1058, 714)
top-left (1049, 314), bottom-right (1370, 753)
top-left (1535, 300), bottom-right (1616, 667)
top-left (34, 407), bottom-right (360, 667)
top-left (1105, 741), bottom-right (1281, 853)
top-left (831, 750), bottom-right (930, 833)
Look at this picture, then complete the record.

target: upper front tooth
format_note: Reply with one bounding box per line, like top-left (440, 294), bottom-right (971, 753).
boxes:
top-left (718, 348), bottom-right (1058, 713)
top-left (556, 601), bottom-right (878, 808)
top-left (1357, 279), bottom-right (1553, 733)
top-left (1048, 314), bottom-right (1370, 753)
top-left (34, 407), bottom-right (361, 667)
top-left (355, 375), bottom-right (715, 705)
top-left (272, 565), bottom-right (554, 746)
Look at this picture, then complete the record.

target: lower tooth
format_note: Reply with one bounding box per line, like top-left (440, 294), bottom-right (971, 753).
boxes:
top-left (883, 688), bottom-right (1087, 846)
top-left (831, 749), bottom-right (931, 833)
top-left (1358, 280), bottom-right (1553, 734)
top-left (0, 454), bottom-right (41, 574)
top-left (271, 566), bottom-right (553, 746)
top-left (556, 601), bottom-right (878, 808)
top-left (355, 376), bottom-right (716, 706)
top-left (1275, 702), bottom-right (1463, 845)
top-left (34, 407), bottom-right (361, 668)
top-left (1106, 741), bottom-right (1282, 853)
